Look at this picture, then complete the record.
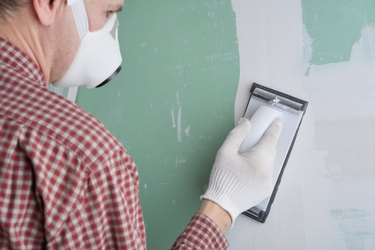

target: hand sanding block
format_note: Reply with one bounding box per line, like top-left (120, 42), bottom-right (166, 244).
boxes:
top-left (241, 83), bottom-right (308, 223)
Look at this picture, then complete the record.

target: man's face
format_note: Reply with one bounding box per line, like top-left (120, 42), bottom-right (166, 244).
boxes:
top-left (51, 0), bottom-right (123, 83)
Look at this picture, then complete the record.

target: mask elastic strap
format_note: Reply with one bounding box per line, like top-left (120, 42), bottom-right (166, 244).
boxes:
top-left (67, 0), bottom-right (89, 39)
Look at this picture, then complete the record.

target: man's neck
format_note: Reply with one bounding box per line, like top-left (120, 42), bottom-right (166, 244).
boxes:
top-left (0, 16), bottom-right (49, 86)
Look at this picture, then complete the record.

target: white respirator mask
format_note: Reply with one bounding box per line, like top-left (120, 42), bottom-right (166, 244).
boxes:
top-left (53, 0), bottom-right (122, 88)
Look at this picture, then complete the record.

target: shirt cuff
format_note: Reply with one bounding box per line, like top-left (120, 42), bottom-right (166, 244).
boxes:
top-left (171, 212), bottom-right (228, 249)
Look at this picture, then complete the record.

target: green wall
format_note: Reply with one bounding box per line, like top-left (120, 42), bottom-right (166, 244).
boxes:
top-left (75, 0), bottom-right (375, 249)
top-left (76, 1), bottom-right (239, 248)
top-left (302, 0), bottom-right (375, 65)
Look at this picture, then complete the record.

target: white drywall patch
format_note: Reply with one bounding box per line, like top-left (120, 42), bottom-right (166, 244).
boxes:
top-left (229, 0), bottom-right (375, 249)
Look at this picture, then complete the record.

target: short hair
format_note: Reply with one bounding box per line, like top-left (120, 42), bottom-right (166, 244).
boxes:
top-left (0, 0), bottom-right (25, 18)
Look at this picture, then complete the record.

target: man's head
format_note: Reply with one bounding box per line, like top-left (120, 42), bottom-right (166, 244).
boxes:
top-left (0, 0), bottom-right (25, 18)
top-left (0, 0), bottom-right (124, 86)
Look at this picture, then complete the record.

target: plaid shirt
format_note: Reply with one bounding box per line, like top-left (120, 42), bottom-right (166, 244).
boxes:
top-left (0, 37), bottom-right (228, 249)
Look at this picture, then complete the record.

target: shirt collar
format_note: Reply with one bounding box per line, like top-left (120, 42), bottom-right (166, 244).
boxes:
top-left (0, 37), bottom-right (45, 86)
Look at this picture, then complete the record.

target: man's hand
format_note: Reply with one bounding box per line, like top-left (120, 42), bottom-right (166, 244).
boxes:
top-left (201, 118), bottom-right (283, 227)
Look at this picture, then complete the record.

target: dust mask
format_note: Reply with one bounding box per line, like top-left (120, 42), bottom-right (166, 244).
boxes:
top-left (53, 0), bottom-right (122, 88)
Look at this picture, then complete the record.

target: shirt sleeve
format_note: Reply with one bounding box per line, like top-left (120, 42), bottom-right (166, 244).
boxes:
top-left (171, 212), bottom-right (228, 250)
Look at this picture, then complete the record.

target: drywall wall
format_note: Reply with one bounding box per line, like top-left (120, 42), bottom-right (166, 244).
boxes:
top-left (75, 0), bottom-right (375, 249)
top-left (76, 1), bottom-right (239, 249)
top-left (228, 0), bottom-right (375, 249)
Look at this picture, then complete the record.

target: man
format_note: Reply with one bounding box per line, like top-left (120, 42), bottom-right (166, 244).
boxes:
top-left (0, 0), bottom-right (282, 249)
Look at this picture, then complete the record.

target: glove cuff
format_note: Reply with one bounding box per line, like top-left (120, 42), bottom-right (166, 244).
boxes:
top-left (201, 167), bottom-right (250, 224)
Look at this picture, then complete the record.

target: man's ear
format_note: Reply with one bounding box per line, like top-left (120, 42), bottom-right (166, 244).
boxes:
top-left (32, 0), bottom-right (61, 26)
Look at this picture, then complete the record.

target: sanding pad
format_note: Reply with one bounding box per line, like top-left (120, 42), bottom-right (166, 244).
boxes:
top-left (241, 83), bottom-right (308, 223)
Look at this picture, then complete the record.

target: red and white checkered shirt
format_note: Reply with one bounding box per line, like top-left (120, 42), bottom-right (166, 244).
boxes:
top-left (0, 37), bottom-right (228, 249)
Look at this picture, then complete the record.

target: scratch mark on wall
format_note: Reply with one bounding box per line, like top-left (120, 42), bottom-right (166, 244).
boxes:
top-left (171, 108), bottom-right (176, 128)
top-left (303, 27), bottom-right (313, 76)
top-left (176, 91), bottom-right (181, 106)
top-left (184, 126), bottom-right (191, 136)
top-left (177, 106), bottom-right (182, 143)
top-left (170, 91), bottom-right (187, 143)
top-left (175, 156), bottom-right (187, 167)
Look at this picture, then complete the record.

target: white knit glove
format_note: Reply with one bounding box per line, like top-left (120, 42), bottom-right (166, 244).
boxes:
top-left (201, 118), bottom-right (283, 224)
